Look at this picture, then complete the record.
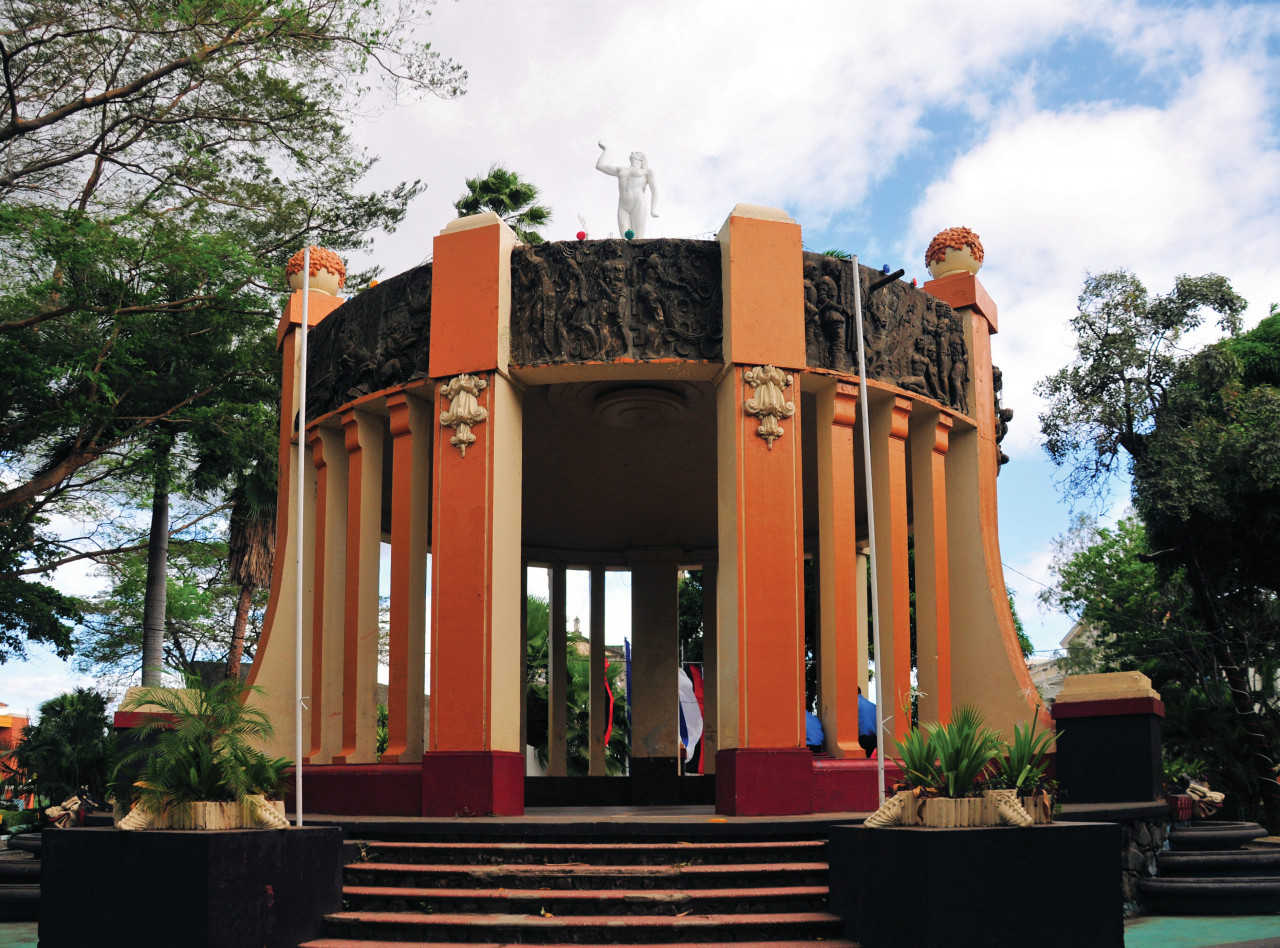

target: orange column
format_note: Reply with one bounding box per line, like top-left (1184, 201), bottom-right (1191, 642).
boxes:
top-left (714, 204), bottom-right (811, 815)
top-left (382, 393), bottom-right (430, 763)
top-left (304, 430), bottom-right (330, 763)
top-left (870, 395), bottom-right (913, 743)
top-left (910, 412), bottom-right (953, 725)
top-left (424, 212), bottom-right (523, 816)
top-left (308, 425), bottom-right (347, 763)
top-left (817, 382), bottom-right (862, 756)
top-left (334, 408), bottom-right (383, 764)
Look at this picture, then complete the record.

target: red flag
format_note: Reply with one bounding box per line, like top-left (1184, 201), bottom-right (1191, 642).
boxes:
top-left (603, 659), bottom-right (615, 750)
top-left (689, 665), bottom-right (705, 774)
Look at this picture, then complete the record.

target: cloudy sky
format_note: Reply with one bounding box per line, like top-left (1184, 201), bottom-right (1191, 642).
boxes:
top-left (4, 0), bottom-right (1279, 717)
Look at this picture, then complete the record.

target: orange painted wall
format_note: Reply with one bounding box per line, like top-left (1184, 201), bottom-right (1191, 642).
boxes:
top-left (719, 207), bottom-right (805, 369)
top-left (429, 219), bottom-right (510, 378)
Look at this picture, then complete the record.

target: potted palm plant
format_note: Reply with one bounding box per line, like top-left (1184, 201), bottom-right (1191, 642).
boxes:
top-left (867, 704), bottom-right (1032, 827)
top-left (112, 676), bottom-right (291, 830)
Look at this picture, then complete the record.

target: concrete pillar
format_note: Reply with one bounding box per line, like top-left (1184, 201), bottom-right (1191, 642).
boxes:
top-left (306, 425), bottom-right (347, 763)
top-left (869, 394), bottom-right (913, 744)
top-left (700, 561), bottom-right (718, 774)
top-left (588, 567), bottom-right (607, 777)
top-left (910, 411), bottom-right (953, 726)
top-left (816, 382), bottom-right (862, 757)
top-left (424, 212), bottom-right (524, 815)
top-left (714, 204), bottom-right (811, 815)
top-left (629, 558), bottom-right (679, 804)
top-left (334, 407), bottom-right (383, 764)
top-left (547, 565), bottom-right (569, 777)
top-left (382, 392), bottom-right (430, 762)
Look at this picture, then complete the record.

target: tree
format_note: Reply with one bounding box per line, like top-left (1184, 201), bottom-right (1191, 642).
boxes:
top-left (0, 0), bottom-right (466, 662)
top-left (524, 595), bottom-right (630, 775)
top-left (454, 165), bottom-right (551, 244)
top-left (1, 688), bottom-right (114, 805)
top-left (1038, 272), bottom-right (1280, 826)
top-left (1037, 270), bottom-right (1246, 502)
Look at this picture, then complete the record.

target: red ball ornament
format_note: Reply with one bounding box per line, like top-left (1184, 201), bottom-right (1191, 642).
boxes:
top-left (576, 231), bottom-right (586, 241)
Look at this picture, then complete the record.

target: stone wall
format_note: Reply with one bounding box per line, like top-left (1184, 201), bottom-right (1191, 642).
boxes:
top-left (1120, 814), bottom-right (1170, 916)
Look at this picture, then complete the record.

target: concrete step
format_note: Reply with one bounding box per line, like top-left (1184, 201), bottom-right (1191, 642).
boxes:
top-left (344, 860), bottom-right (830, 891)
top-left (1168, 821), bottom-right (1268, 852)
top-left (1157, 848), bottom-right (1280, 878)
top-left (1140, 875), bottom-right (1280, 915)
top-left (354, 838), bottom-right (826, 866)
top-left (0, 851), bottom-right (40, 884)
top-left (341, 883), bottom-right (830, 916)
top-left (318, 909), bottom-right (847, 944)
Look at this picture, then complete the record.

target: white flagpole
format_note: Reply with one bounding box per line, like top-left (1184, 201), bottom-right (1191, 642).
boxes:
top-left (852, 256), bottom-right (887, 807)
top-left (295, 248), bottom-right (309, 828)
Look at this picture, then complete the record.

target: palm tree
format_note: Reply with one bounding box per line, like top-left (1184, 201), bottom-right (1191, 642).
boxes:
top-left (224, 467), bottom-right (276, 680)
top-left (454, 165), bottom-right (552, 244)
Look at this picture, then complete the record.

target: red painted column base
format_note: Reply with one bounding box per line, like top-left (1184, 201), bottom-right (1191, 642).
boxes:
top-left (715, 747), bottom-right (815, 816)
top-left (421, 750), bottom-right (525, 816)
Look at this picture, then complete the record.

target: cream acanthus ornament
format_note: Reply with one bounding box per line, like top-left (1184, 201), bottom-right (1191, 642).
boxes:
top-left (440, 374), bottom-right (489, 457)
top-left (743, 364), bottom-right (795, 449)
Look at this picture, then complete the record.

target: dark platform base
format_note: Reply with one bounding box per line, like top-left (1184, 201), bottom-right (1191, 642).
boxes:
top-left (812, 756), bottom-right (903, 812)
top-left (1052, 701), bottom-right (1163, 804)
top-left (39, 826), bottom-right (343, 948)
top-left (297, 762), bottom-right (423, 816)
top-left (828, 822), bottom-right (1123, 948)
top-left (523, 774), bottom-right (715, 808)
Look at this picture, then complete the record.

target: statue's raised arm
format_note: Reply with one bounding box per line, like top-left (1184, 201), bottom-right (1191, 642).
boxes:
top-left (596, 141), bottom-right (658, 238)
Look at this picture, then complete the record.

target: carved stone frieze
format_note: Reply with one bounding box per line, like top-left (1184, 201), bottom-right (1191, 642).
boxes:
top-left (802, 253), bottom-right (970, 414)
top-left (439, 374), bottom-right (488, 457)
top-left (742, 364), bottom-right (795, 449)
top-left (510, 239), bottom-right (722, 365)
top-left (306, 264), bottom-right (432, 420)
top-left (993, 364), bottom-right (1013, 471)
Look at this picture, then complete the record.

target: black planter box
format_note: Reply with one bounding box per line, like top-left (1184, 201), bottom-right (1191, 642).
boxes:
top-left (39, 826), bottom-right (342, 948)
top-left (828, 822), bottom-right (1122, 948)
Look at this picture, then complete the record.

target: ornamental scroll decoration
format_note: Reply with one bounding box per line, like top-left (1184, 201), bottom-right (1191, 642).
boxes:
top-left (439, 374), bottom-right (488, 457)
top-left (743, 364), bottom-right (795, 449)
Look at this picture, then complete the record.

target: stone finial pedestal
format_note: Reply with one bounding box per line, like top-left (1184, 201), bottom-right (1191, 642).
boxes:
top-left (1052, 672), bottom-right (1165, 803)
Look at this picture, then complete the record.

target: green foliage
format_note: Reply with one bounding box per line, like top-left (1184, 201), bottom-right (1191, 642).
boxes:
top-left (891, 704), bottom-right (1002, 798)
top-left (0, 0), bottom-right (465, 661)
top-left (928, 704), bottom-right (1002, 798)
top-left (454, 165), bottom-right (551, 244)
top-left (993, 713), bottom-right (1058, 792)
top-left (1, 688), bottom-right (114, 805)
top-left (1007, 586), bottom-right (1033, 658)
top-left (678, 570), bottom-right (704, 664)
top-left (1036, 270), bottom-right (1246, 501)
top-left (113, 676), bottom-right (291, 819)
top-left (525, 594), bottom-right (631, 776)
top-left (376, 703), bottom-right (389, 760)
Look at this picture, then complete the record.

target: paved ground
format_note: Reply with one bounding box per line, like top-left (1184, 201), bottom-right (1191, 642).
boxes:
top-left (0, 920), bottom-right (37, 947)
top-left (1124, 915), bottom-right (1280, 948)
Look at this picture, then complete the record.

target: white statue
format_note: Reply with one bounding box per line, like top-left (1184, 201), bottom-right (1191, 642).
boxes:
top-left (596, 141), bottom-right (658, 238)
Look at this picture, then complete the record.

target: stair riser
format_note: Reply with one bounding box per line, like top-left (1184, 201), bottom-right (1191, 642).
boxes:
top-left (345, 867), bottom-right (829, 890)
top-left (344, 893), bottom-right (830, 916)
top-left (321, 918), bottom-right (846, 944)
top-left (355, 846), bottom-right (826, 866)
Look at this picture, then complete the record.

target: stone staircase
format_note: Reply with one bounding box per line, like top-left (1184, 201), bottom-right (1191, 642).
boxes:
top-left (0, 832), bottom-right (41, 921)
top-left (300, 828), bottom-right (854, 945)
top-left (1141, 820), bottom-right (1280, 914)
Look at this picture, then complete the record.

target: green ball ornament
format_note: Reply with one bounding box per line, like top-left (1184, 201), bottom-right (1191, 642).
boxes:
top-left (624, 229), bottom-right (635, 240)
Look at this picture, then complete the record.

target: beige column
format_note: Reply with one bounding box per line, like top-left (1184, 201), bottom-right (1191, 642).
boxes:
top-left (382, 393), bottom-right (430, 762)
top-left (910, 411), bottom-right (954, 726)
top-left (306, 425), bottom-right (347, 763)
top-left (547, 565), bottom-right (568, 776)
top-left (869, 394), bottom-right (913, 743)
top-left (334, 408), bottom-right (384, 764)
top-left (629, 558), bottom-right (679, 765)
top-left (700, 561), bottom-right (718, 774)
top-left (856, 548), bottom-right (870, 695)
top-left (816, 382), bottom-right (862, 756)
top-left (588, 567), bottom-right (607, 776)
top-left (519, 564), bottom-right (528, 759)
